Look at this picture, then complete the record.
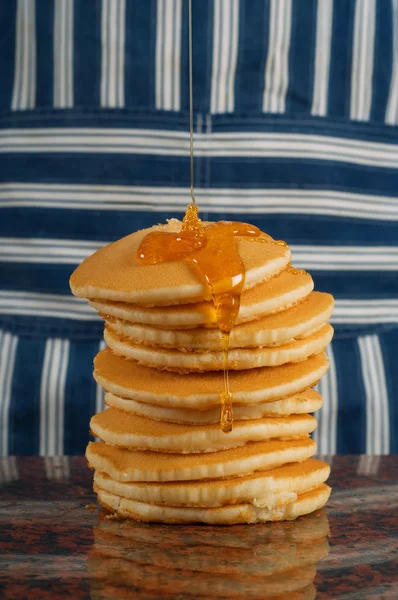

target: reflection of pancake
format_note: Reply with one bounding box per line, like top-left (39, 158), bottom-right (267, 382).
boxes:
top-left (88, 556), bottom-right (317, 599)
top-left (104, 388), bottom-right (322, 424)
top-left (86, 438), bottom-right (317, 482)
top-left (95, 484), bottom-right (331, 524)
top-left (93, 458), bottom-right (330, 508)
top-left (89, 268), bottom-right (314, 327)
top-left (71, 219), bottom-right (334, 524)
top-left (87, 509), bottom-right (330, 598)
top-left (90, 408), bottom-right (316, 453)
top-left (104, 291), bottom-right (333, 349)
top-left (70, 222), bottom-right (291, 304)
top-left (94, 349), bottom-right (329, 409)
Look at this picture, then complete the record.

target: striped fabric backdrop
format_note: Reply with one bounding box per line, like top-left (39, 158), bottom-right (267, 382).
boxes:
top-left (0, 0), bottom-right (397, 456)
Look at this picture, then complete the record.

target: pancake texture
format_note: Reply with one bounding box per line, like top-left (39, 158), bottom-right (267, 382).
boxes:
top-left (70, 219), bottom-right (334, 523)
top-left (104, 388), bottom-right (322, 424)
top-left (90, 408), bottom-right (317, 453)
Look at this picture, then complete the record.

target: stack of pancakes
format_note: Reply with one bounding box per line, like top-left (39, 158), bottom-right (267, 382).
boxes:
top-left (70, 220), bottom-right (334, 524)
top-left (88, 509), bottom-right (330, 599)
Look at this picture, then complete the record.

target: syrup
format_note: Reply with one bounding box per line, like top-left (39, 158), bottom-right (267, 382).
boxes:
top-left (138, 204), bottom-right (263, 433)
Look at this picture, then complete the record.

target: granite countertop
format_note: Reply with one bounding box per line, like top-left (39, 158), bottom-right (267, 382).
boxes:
top-left (0, 455), bottom-right (397, 599)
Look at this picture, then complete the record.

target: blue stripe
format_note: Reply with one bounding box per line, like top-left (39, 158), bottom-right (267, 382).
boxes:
top-left (3, 209), bottom-right (398, 246)
top-left (73, 0), bottom-right (101, 107)
top-left (0, 315), bottom-right (102, 340)
top-left (370, 0), bottom-right (394, 123)
top-left (8, 336), bottom-right (45, 455)
top-left (0, 110), bottom-right (397, 142)
top-left (379, 329), bottom-right (398, 453)
top-left (1, 154), bottom-right (398, 198)
top-left (234, 0), bottom-right (268, 114)
top-left (35, 0), bottom-right (53, 108)
top-left (327, 0), bottom-right (355, 119)
top-left (124, 0), bottom-right (155, 109)
top-left (63, 339), bottom-right (99, 455)
top-left (287, 0), bottom-right (317, 114)
top-left (0, 3), bottom-right (17, 111)
top-left (335, 336), bottom-right (367, 453)
top-left (180, 0), bottom-right (213, 114)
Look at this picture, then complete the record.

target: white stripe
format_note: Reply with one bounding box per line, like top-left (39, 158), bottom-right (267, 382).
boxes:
top-left (53, 0), bottom-right (74, 108)
top-left (40, 338), bottom-right (69, 456)
top-left (28, 0), bottom-right (36, 109)
top-left (155, 0), bottom-right (163, 109)
top-left (386, 0), bottom-right (398, 124)
top-left (0, 291), bottom-right (397, 325)
top-left (358, 334), bottom-right (390, 455)
top-left (155, 0), bottom-right (182, 111)
top-left (210, 0), bottom-right (221, 113)
top-left (57, 339), bottom-right (69, 455)
top-left (0, 457), bottom-right (19, 483)
top-left (357, 454), bottom-right (381, 476)
top-left (1, 183), bottom-right (398, 220)
top-left (0, 332), bottom-right (18, 456)
top-left (311, 0), bottom-right (333, 116)
top-left (210, 0), bottom-right (239, 114)
top-left (0, 291), bottom-right (98, 321)
top-left (12, 0), bottom-right (36, 110)
top-left (2, 237), bottom-right (398, 270)
top-left (95, 340), bottom-right (107, 417)
top-left (100, 0), bottom-right (109, 107)
top-left (313, 344), bottom-right (337, 454)
top-left (173, 0), bottom-right (182, 111)
top-left (44, 456), bottom-right (70, 480)
top-left (117, 0), bottom-right (126, 107)
top-left (350, 0), bottom-right (376, 121)
top-left (101, 0), bottom-right (125, 107)
top-left (40, 339), bottom-right (52, 456)
top-left (2, 127), bottom-right (398, 168)
top-left (263, 0), bottom-right (292, 113)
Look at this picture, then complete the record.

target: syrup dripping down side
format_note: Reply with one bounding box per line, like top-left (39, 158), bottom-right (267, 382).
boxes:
top-left (138, 207), bottom-right (264, 433)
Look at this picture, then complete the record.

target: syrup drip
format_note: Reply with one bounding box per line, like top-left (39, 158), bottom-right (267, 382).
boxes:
top-left (138, 204), bottom-right (264, 433)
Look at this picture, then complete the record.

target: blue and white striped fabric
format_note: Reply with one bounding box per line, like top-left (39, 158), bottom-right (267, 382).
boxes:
top-left (0, 0), bottom-right (397, 456)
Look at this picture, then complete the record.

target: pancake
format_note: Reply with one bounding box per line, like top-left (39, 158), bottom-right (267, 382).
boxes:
top-left (86, 438), bottom-right (317, 482)
top-left (70, 220), bottom-right (291, 304)
top-left (95, 483), bottom-right (331, 524)
top-left (94, 458), bottom-right (330, 508)
top-left (90, 409), bottom-right (317, 453)
top-left (105, 291), bottom-right (333, 349)
top-left (104, 388), bottom-right (322, 424)
top-left (104, 323), bottom-right (334, 372)
top-left (94, 348), bottom-right (329, 408)
top-left (89, 267), bottom-right (314, 327)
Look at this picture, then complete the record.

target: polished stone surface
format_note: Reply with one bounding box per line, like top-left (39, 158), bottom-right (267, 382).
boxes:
top-left (0, 455), bottom-right (397, 599)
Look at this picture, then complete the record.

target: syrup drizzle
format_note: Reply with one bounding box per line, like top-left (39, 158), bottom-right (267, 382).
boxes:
top-left (138, 206), bottom-right (264, 432)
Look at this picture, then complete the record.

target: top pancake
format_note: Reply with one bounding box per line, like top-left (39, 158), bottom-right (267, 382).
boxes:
top-left (70, 220), bottom-right (291, 305)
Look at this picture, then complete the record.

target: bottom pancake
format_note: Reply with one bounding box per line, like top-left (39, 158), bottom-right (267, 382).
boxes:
top-left (96, 484), bottom-right (331, 524)
top-left (93, 458), bottom-right (330, 508)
